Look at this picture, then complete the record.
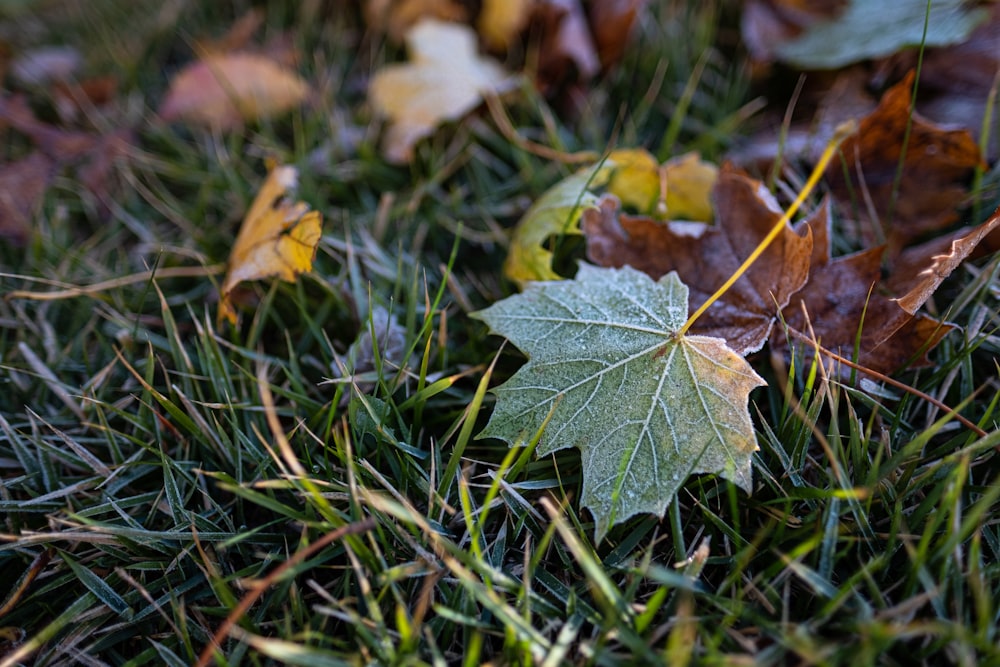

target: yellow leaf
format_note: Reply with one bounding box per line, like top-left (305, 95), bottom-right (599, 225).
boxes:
top-left (504, 150), bottom-right (718, 284)
top-left (659, 153), bottom-right (718, 222)
top-left (160, 53), bottom-right (310, 131)
top-left (605, 148), bottom-right (659, 213)
top-left (477, 0), bottom-right (534, 50)
top-left (605, 150), bottom-right (718, 221)
top-left (218, 164), bottom-right (322, 326)
top-left (369, 19), bottom-right (518, 163)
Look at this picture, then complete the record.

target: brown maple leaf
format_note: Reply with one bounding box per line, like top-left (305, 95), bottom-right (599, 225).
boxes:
top-left (584, 166), bottom-right (815, 355)
top-left (825, 70), bottom-right (984, 255)
top-left (0, 95), bottom-right (132, 245)
top-left (774, 205), bottom-right (1000, 375)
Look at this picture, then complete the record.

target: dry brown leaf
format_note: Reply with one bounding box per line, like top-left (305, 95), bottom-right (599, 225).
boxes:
top-left (584, 166), bottom-right (815, 355)
top-left (0, 152), bottom-right (52, 245)
top-left (0, 95), bottom-right (132, 244)
top-left (775, 242), bottom-right (952, 374)
top-left (364, 0), bottom-right (468, 42)
top-left (0, 94), bottom-right (96, 159)
top-left (532, 0), bottom-right (600, 95)
top-left (218, 164), bottom-right (322, 326)
top-left (825, 70), bottom-right (984, 254)
top-left (588, 0), bottom-right (648, 68)
top-left (369, 18), bottom-right (517, 164)
top-left (160, 53), bottom-right (310, 131)
top-left (904, 3), bottom-right (1000, 160)
top-left (772, 207), bottom-right (999, 376)
top-left (888, 206), bottom-right (1000, 314)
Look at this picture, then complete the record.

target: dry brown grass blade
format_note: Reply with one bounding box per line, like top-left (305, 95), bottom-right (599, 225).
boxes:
top-left (194, 518), bottom-right (376, 667)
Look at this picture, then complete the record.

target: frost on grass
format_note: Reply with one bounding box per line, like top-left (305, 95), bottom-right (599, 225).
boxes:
top-left (473, 265), bottom-right (765, 540)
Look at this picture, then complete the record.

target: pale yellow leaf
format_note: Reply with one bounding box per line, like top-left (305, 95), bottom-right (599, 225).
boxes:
top-left (369, 19), bottom-right (518, 163)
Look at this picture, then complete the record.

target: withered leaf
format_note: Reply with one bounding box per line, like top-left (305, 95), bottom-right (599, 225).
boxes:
top-left (532, 0), bottom-right (601, 97)
top-left (889, 205), bottom-right (1000, 314)
top-left (160, 53), bottom-right (310, 131)
top-left (825, 70), bottom-right (984, 254)
top-left (0, 95), bottom-right (131, 244)
top-left (0, 152), bottom-right (52, 245)
top-left (369, 19), bottom-right (517, 164)
top-left (775, 243), bottom-right (952, 374)
top-left (584, 166), bottom-right (814, 355)
top-left (771, 207), bottom-right (1000, 376)
top-left (587, 0), bottom-right (647, 69)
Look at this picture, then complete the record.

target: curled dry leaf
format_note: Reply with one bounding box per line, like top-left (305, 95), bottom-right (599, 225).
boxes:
top-left (369, 18), bottom-right (518, 164)
top-left (775, 209), bottom-right (950, 374)
top-left (889, 206), bottom-right (1000, 315)
top-left (774, 206), bottom-right (1000, 376)
top-left (218, 164), bottom-right (322, 326)
top-left (585, 166), bottom-right (815, 355)
top-left (160, 53), bottom-right (310, 131)
top-left (533, 0), bottom-right (600, 87)
top-left (826, 71), bottom-right (984, 254)
top-left (914, 3), bottom-right (1000, 159)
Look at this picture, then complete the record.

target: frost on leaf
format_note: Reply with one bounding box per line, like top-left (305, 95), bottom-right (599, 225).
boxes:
top-left (472, 264), bottom-right (765, 540)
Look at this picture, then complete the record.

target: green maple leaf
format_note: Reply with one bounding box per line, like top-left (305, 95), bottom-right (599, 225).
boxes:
top-left (472, 264), bottom-right (765, 540)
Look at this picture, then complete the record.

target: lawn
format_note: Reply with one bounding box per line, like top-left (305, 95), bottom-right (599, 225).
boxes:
top-left (1, 1), bottom-right (999, 665)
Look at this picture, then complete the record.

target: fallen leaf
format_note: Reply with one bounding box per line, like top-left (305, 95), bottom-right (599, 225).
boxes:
top-left (10, 45), bottom-right (81, 85)
top-left (775, 240), bottom-right (952, 374)
top-left (0, 94), bottom-right (96, 159)
top-left (504, 150), bottom-right (717, 284)
top-left (774, 0), bottom-right (989, 69)
top-left (531, 0), bottom-right (600, 97)
top-left (587, 0), bottom-right (648, 69)
top-left (605, 149), bottom-right (718, 221)
top-left (473, 264), bottom-right (765, 541)
top-left (773, 205), bottom-right (1000, 376)
top-left (0, 152), bottom-right (52, 244)
top-left (825, 71), bottom-right (984, 253)
top-left (0, 95), bottom-right (132, 244)
top-left (160, 53), bottom-right (310, 131)
top-left (902, 3), bottom-right (1000, 160)
top-left (328, 305), bottom-right (418, 395)
top-left (364, 0), bottom-right (468, 42)
top-left (584, 167), bottom-right (815, 355)
top-left (369, 18), bottom-right (517, 164)
top-left (888, 205), bottom-right (1000, 314)
top-left (504, 159), bottom-right (610, 284)
top-left (478, 0), bottom-right (534, 51)
top-left (740, 0), bottom-right (845, 64)
top-left (218, 164), bottom-right (322, 326)
top-left (51, 76), bottom-right (118, 123)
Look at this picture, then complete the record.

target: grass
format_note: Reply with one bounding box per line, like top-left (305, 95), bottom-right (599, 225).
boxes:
top-left (2, 1), bottom-right (999, 665)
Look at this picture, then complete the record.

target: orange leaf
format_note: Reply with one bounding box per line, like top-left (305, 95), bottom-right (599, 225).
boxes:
top-left (160, 53), bottom-right (310, 131)
top-left (218, 164), bottom-right (322, 326)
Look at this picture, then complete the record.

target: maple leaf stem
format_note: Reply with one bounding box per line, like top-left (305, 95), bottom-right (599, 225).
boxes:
top-left (679, 120), bottom-right (858, 337)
